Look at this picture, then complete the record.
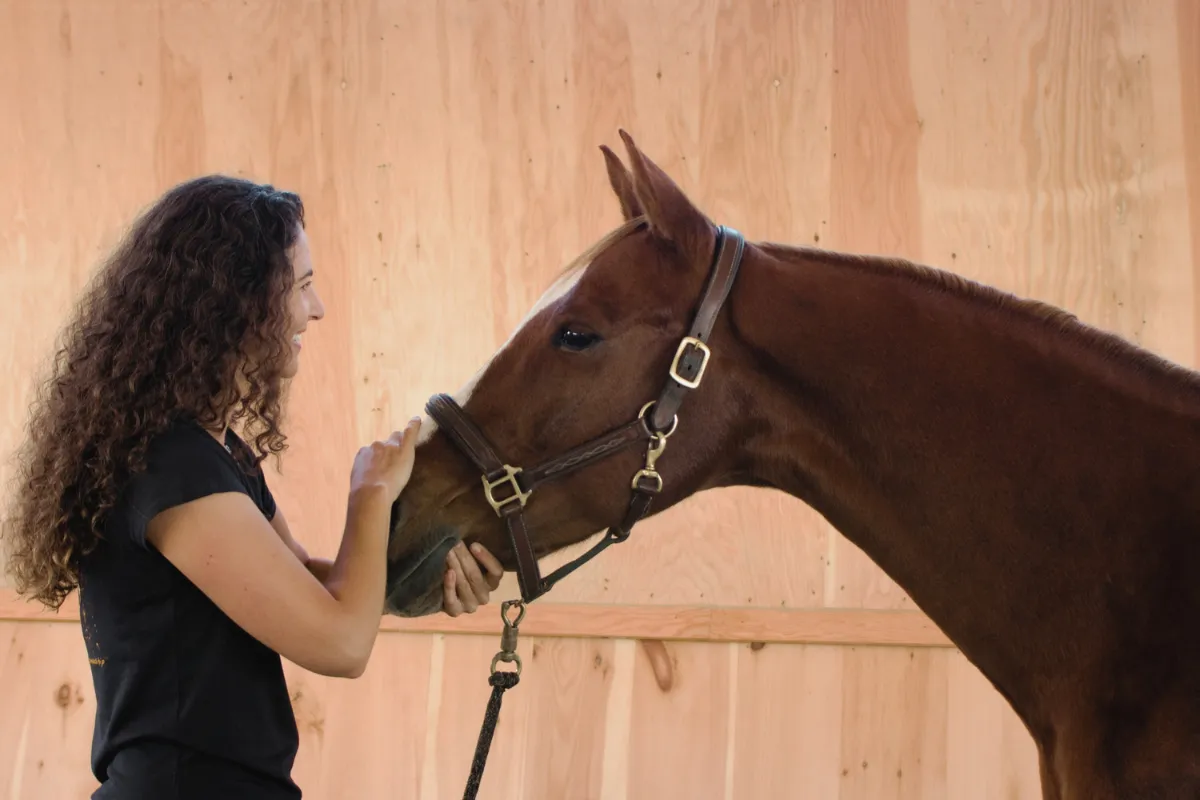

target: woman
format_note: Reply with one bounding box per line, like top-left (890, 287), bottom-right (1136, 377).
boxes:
top-left (1, 175), bottom-right (504, 798)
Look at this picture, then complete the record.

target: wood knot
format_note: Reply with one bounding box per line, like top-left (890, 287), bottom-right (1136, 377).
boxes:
top-left (55, 683), bottom-right (73, 709)
top-left (638, 640), bottom-right (674, 692)
top-left (749, 641), bottom-right (766, 652)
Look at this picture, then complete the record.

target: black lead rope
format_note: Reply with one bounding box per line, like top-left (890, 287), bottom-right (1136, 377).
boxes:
top-left (462, 600), bottom-right (525, 800)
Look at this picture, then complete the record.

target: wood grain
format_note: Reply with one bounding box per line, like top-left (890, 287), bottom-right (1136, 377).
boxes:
top-left (0, 588), bottom-right (955, 647)
top-left (1181, 0), bottom-right (1200, 368)
top-left (1, 0), bottom-right (1193, 797)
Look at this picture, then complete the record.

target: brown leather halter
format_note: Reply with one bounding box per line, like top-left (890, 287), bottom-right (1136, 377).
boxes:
top-left (425, 224), bottom-right (747, 604)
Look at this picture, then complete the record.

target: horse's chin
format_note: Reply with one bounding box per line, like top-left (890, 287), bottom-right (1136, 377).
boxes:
top-left (383, 526), bottom-right (460, 617)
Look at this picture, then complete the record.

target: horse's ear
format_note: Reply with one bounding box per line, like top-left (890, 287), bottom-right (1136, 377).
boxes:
top-left (600, 145), bottom-right (643, 221)
top-left (616, 129), bottom-right (713, 261)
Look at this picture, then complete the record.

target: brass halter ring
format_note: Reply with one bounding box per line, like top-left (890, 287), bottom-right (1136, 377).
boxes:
top-left (638, 401), bottom-right (678, 438)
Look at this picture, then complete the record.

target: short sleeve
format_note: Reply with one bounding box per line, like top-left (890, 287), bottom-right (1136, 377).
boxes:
top-left (258, 468), bottom-right (278, 522)
top-left (119, 424), bottom-right (257, 550)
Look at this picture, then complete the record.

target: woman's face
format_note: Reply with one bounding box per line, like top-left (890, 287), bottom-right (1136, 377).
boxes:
top-left (281, 226), bottom-right (325, 379)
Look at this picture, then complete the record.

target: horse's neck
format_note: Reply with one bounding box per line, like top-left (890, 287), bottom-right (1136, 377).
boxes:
top-left (724, 243), bottom-right (1200, 731)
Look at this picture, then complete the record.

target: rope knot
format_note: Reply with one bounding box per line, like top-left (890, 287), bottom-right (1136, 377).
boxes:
top-left (489, 671), bottom-right (520, 690)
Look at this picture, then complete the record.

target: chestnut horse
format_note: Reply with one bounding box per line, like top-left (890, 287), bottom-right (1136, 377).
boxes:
top-left (385, 130), bottom-right (1200, 799)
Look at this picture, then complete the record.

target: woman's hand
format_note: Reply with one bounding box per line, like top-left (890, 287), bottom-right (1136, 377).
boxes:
top-left (443, 541), bottom-right (504, 616)
top-left (350, 417), bottom-right (421, 502)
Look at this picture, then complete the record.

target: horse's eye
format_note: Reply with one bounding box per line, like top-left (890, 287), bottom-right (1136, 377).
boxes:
top-left (554, 326), bottom-right (601, 352)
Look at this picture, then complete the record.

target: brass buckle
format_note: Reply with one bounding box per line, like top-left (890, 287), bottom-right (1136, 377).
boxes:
top-left (482, 465), bottom-right (531, 515)
top-left (669, 336), bottom-right (710, 389)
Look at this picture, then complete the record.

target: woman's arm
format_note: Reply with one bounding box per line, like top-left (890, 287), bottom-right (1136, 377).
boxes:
top-left (267, 507), bottom-right (331, 581)
top-left (146, 485), bottom-right (391, 678)
top-left (146, 421), bottom-right (421, 678)
top-left (269, 506), bottom-right (504, 616)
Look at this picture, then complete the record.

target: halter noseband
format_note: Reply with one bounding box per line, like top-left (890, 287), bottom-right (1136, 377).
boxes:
top-left (425, 224), bottom-right (746, 603)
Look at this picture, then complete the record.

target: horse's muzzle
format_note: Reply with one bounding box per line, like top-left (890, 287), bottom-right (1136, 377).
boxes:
top-left (383, 525), bottom-right (460, 617)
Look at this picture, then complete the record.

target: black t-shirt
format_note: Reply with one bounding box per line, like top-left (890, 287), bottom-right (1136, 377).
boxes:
top-left (77, 420), bottom-right (301, 799)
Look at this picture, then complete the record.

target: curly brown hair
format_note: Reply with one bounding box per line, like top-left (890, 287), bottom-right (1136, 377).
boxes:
top-left (2, 175), bottom-right (305, 610)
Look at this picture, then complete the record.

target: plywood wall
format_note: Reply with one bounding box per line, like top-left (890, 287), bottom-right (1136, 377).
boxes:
top-left (2, 1), bottom-right (1196, 798)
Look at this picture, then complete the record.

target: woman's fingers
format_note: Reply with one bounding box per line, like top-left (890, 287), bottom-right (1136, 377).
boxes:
top-left (468, 543), bottom-right (505, 590)
top-left (453, 542), bottom-right (490, 604)
top-left (445, 548), bottom-right (478, 613)
top-left (441, 542), bottom-right (508, 617)
top-left (443, 563), bottom-right (464, 617)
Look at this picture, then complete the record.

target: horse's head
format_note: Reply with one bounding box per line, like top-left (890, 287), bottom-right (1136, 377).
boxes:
top-left (384, 131), bottom-right (752, 615)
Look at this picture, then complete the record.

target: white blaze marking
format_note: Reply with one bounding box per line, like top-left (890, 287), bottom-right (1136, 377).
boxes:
top-left (414, 266), bottom-right (587, 446)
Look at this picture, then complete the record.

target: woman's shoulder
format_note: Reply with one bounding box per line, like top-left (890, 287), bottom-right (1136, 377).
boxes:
top-left (150, 416), bottom-right (228, 449)
top-left (143, 418), bottom-right (255, 472)
top-left (111, 419), bottom-right (260, 544)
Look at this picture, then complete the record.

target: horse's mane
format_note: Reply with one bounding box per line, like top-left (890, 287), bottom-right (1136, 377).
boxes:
top-left (553, 217), bottom-right (648, 283)
top-left (756, 240), bottom-right (1200, 400)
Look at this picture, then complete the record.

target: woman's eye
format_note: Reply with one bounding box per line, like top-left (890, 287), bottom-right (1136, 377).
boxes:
top-left (554, 326), bottom-right (601, 352)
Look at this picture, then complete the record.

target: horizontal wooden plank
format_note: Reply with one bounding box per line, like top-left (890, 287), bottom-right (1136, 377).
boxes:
top-left (385, 604), bottom-right (954, 647)
top-left (0, 588), bottom-right (954, 648)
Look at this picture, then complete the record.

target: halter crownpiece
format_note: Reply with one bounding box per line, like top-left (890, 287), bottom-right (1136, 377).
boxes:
top-left (426, 224), bottom-right (747, 604)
